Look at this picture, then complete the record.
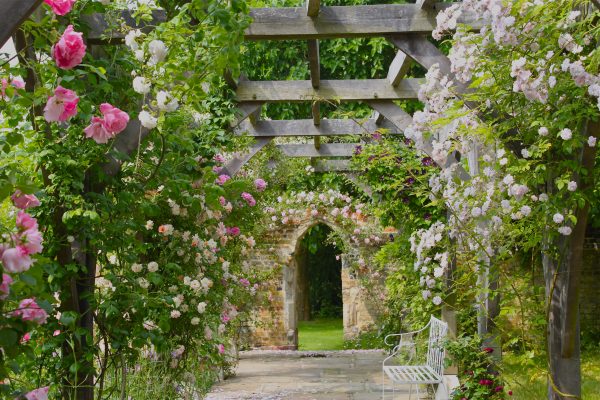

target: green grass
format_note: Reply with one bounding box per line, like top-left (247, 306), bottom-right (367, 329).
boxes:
top-left (298, 318), bottom-right (344, 350)
top-left (503, 350), bottom-right (600, 400)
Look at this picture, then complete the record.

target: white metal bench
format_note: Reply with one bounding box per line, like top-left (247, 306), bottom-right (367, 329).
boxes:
top-left (382, 315), bottom-right (448, 399)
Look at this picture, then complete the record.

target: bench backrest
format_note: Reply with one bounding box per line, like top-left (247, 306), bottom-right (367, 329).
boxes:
top-left (426, 316), bottom-right (448, 377)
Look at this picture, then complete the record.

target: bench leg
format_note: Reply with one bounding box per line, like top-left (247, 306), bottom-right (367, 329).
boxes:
top-left (382, 369), bottom-right (385, 400)
top-left (408, 383), bottom-right (412, 400)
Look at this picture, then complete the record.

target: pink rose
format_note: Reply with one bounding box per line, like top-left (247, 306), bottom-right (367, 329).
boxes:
top-left (239, 278), bottom-right (250, 287)
top-left (44, 0), bottom-right (76, 15)
top-left (25, 386), bottom-right (49, 400)
top-left (52, 25), bottom-right (86, 70)
top-left (215, 174), bottom-right (230, 186)
top-left (84, 116), bottom-right (112, 144)
top-left (21, 332), bottom-right (32, 344)
top-left (2, 247), bottom-right (33, 273)
top-left (241, 192), bottom-right (256, 207)
top-left (99, 103), bottom-right (129, 134)
top-left (44, 86), bottom-right (79, 122)
top-left (18, 229), bottom-right (44, 255)
top-left (218, 344), bottom-right (225, 354)
top-left (254, 178), bottom-right (267, 192)
top-left (11, 77), bottom-right (25, 89)
top-left (219, 196), bottom-right (227, 206)
top-left (16, 211), bottom-right (38, 231)
top-left (227, 227), bottom-right (240, 236)
top-left (13, 298), bottom-right (48, 325)
top-left (213, 154), bottom-right (226, 164)
top-left (0, 273), bottom-right (13, 300)
top-left (11, 190), bottom-right (40, 209)
top-left (1, 77), bottom-right (25, 99)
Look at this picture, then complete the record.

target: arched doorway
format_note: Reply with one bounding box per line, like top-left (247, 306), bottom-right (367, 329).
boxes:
top-left (295, 224), bottom-right (343, 350)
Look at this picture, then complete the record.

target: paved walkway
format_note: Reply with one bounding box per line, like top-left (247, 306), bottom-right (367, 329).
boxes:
top-left (206, 350), bottom-right (416, 400)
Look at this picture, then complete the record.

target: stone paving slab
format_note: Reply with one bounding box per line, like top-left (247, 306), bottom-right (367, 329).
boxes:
top-left (205, 350), bottom-right (424, 400)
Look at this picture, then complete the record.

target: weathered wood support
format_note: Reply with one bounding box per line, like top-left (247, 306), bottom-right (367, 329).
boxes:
top-left (387, 50), bottom-right (412, 87)
top-left (221, 137), bottom-right (274, 176)
top-left (235, 118), bottom-right (400, 137)
top-left (277, 143), bottom-right (358, 157)
top-left (245, 4), bottom-right (483, 40)
top-left (0, 0), bottom-right (42, 47)
top-left (236, 79), bottom-right (421, 102)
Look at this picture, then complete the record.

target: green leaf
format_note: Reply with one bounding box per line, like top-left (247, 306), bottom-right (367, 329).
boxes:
top-left (0, 329), bottom-right (18, 348)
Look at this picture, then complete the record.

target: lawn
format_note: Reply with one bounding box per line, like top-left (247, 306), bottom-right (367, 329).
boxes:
top-left (503, 350), bottom-right (600, 400)
top-left (298, 318), bottom-right (345, 351)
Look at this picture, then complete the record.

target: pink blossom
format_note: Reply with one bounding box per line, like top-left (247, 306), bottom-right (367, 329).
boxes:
top-left (21, 332), bottom-right (32, 343)
top-left (239, 278), bottom-right (250, 287)
top-left (218, 344), bottom-right (225, 354)
top-left (0, 273), bottom-right (13, 300)
top-left (215, 174), bottom-right (230, 185)
top-left (44, 0), bottom-right (75, 15)
top-left (99, 103), bottom-right (129, 134)
top-left (221, 313), bottom-right (231, 323)
top-left (214, 154), bottom-right (226, 164)
top-left (52, 25), bottom-right (86, 70)
top-left (254, 178), bottom-right (267, 192)
top-left (241, 192), bottom-right (256, 207)
top-left (25, 386), bottom-right (49, 400)
top-left (11, 190), bottom-right (40, 209)
top-left (1, 77), bottom-right (25, 99)
top-left (13, 298), bottom-right (48, 325)
top-left (227, 227), bottom-right (241, 236)
top-left (16, 211), bottom-right (38, 231)
top-left (53, 330), bottom-right (61, 336)
top-left (44, 86), bottom-right (79, 122)
top-left (219, 196), bottom-right (227, 206)
top-left (212, 166), bottom-right (223, 173)
top-left (18, 228), bottom-right (44, 255)
top-left (84, 117), bottom-right (112, 144)
top-left (2, 247), bottom-right (34, 273)
top-left (11, 77), bottom-right (25, 89)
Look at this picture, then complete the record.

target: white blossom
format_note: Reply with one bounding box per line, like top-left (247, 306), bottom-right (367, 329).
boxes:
top-left (133, 76), bottom-right (151, 94)
top-left (148, 40), bottom-right (167, 65)
top-left (139, 111), bottom-right (158, 129)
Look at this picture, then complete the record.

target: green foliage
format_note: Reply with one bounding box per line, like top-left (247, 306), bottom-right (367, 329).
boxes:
top-left (298, 318), bottom-right (344, 351)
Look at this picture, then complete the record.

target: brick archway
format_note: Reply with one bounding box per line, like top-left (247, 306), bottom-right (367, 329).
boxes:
top-left (248, 215), bottom-right (380, 349)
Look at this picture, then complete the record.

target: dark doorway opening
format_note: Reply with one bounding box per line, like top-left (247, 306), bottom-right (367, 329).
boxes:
top-left (296, 224), bottom-right (343, 350)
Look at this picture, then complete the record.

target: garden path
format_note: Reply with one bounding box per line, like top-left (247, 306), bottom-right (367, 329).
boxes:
top-left (206, 350), bottom-right (414, 400)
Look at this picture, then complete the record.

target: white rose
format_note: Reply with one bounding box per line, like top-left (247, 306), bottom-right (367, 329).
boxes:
top-left (197, 302), bottom-right (207, 314)
top-left (139, 111), bottom-right (158, 129)
top-left (156, 90), bottom-right (179, 112)
top-left (170, 310), bottom-right (181, 319)
top-left (133, 76), bottom-right (151, 94)
top-left (131, 263), bottom-right (143, 273)
top-left (553, 213), bottom-right (564, 224)
top-left (148, 40), bottom-right (167, 65)
top-left (147, 262), bottom-right (159, 272)
top-left (191, 317), bottom-right (200, 325)
top-left (124, 29), bottom-right (141, 51)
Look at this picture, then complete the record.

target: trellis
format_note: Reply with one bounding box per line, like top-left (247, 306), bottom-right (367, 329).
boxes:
top-left (2, 0), bottom-right (496, 376)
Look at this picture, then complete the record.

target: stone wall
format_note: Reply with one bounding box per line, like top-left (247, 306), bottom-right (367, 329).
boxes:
top-left (246, 216), bottom-right (381, 349)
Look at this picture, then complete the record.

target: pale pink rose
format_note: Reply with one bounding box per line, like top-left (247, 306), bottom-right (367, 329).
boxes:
top-left (44, 86), bottom-right (79, 122)
top-left (13, 298), bottom-right (48, 325)
top-left (99, 103), bottom-right (129, 134)
top-left (214, 154), bottom-right (226, 164)
top-left (16, 211), bottom-right (38, 231)
top-left (52, 25), bottom-right (86, 69)
top-left (1, 78), bottom-right (7, 99)
top-left (53, 330), bottom-right (61, 336)
top-left (84, 116), bottom-right (112, 144)
top-left (11, 77), bottom-right (25, 89)
top-left (254, 178), bottom-right (267, 192)
top-left (25, 386), bottom-right (49, 400)
top-left (44, 0), bottom-right (76, 15)
top-left (0, 273), bottom-right (13, 300)
top-left (1, 77), bottom-right (25, 99)
top-left (241, 192), bottom-right (256, 207)
top-left (215, 174), bottom-right (230, 185)
top-left (218, 344), bottom-right (225, 354)
top-left (18, 229), bottom-right (44, 255)
top-left (2, 247), bottom-right (34, 273)
top-left (11, 190), bottom-right (40, 209)
top-left (226, 227), bottom-right (240, 236)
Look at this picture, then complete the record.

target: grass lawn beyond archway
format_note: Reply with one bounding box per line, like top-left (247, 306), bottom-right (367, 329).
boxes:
top-left (298, 319), bottom-right (344, 351)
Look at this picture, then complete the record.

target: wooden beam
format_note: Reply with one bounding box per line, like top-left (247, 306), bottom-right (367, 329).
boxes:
top-left (277, 143), bottom-right (359, 157)
top-left (235, 118), bottom-right (400, 137)
top-left (373, 111), bottom-right (385, 125)
top-left (416, 0), bottom-right (436, 8)
top-left (236, 79), bottom-right (421, 102)
top-left (388, 34), bottom-right (451, 73)
top-left (83, 9), bottom-right (167, 44)
top-left (366, 100), bottom-right (471, 181)
top-left (387, 51), bottom-right (412, 87)
top-left (306, 0), bottom-right (320, 18)
top-left (245, 4), bottom-right (483, 40)
top-left (232, 102), bottom-right (263, 128)
top-left (314, 159), bottom-right (353, 172)
top-left (308, 39), bottom-right (320, 89)
top-left (311, 102), bottom-right (320, 126)
top-left (221, 137), bottom-right (273, 176)
top-left (0, 0), bottom-right (42, 47)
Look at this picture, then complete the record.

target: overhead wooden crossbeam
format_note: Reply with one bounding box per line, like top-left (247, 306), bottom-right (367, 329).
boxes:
top-left (83, 10), bottom-right (168, 44)
top-left (245, 4), bottom-right (482, 40)
top-left (314, 159), bottom-right (353, 172)
top-left (235, 79), bottom-right (421, 102)
top-left (235, 118), bottom-right (399, 137)
top-left (0, 0), bottom-right (42, 47)
top-left (231, 102), bottom-right (264, 128)
top-left (387, 50), bottom-right (413, 87)
top-left (221, 137), bottom-right (274, 176)
top-left (277, 143), bottom-right (358, 158)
